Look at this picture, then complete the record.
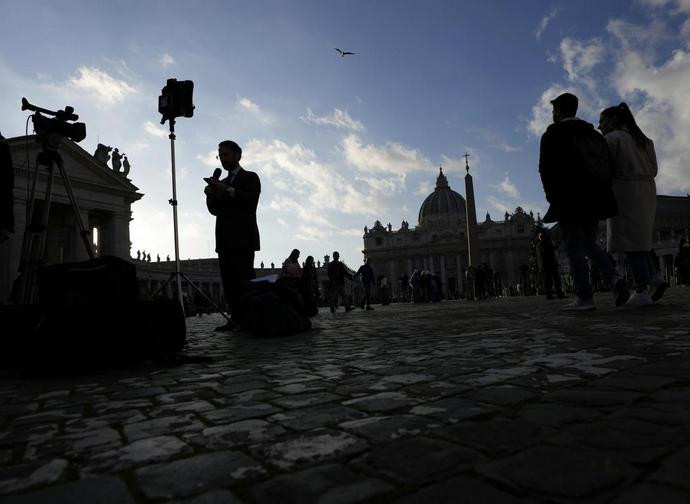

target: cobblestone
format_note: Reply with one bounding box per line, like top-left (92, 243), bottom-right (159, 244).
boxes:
top-left (1, 289), bottom-right (690, 502)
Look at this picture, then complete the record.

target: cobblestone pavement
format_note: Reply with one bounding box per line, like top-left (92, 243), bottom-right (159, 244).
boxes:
top-left (2, 289), bottom-right (690, 503)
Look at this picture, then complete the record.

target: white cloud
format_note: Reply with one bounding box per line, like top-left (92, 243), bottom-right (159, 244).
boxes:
top-left (159, 53), bottom-right (175, 67)
top-left (467, 127), bottom-right (521, 153)
top-left (198, 149), bottom-right (218, 168)
top-left (486, 196), bottom-right (513, 215)
top-left (236, 96), bottom-right (274, 123)
top-left (68, 66), bottom-right (136, 105)
top-left (341, 134), bottom-right (431, 177)
top-left (536, 7), bottom-right (559, 40)
top-left (416, 180), bottom-right (432, 195)
top-left (560, 37), bottom-right (605, 83)
top-left (340, 228), bottom-right (364, 237)
top-left (494, 176), bottom-right (520, 198)
top-left (143, 120), bottom-right (168, 139)
top-left (640, 0), bottom-right (690, 13)
top-left (302, 108), bottom-right (365, 131)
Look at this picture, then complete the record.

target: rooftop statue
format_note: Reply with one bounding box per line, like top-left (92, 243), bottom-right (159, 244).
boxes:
top-left (94, 144), bottom-right (112, 165)
top-left (122, 155), bottom-right (131, 177)
top-left (111, 148), bottom-right (122, 172)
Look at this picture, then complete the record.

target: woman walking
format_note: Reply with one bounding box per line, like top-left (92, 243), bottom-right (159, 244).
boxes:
top-left (599, 103), bottom-right (668, 306)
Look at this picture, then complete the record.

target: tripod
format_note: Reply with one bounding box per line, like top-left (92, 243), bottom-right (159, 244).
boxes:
top-left (14, 133), bottom-right (95, 305)
top-left (150, 118), bottom-right (234, 326)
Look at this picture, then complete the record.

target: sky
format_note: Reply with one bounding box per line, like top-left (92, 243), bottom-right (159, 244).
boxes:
top-left (1, 0), bottom-right (689, 268)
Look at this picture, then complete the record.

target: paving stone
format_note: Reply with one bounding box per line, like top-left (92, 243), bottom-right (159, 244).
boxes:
top-left (649, 446), bottom-right (690, 491)
top-left (271, 392), bottom-right (342, 409)
top-left (123, 414), bottom-right (205, 442)
top-left (176, 489), bottom-right (245, 503)
top-left (201, 402), bottom-right (282, 424)
top-left (0, 458), bottom-right (68, 495)
top-left (252, 463), bottom-right (393, 504)
top-left (517, 403), bottom-right (602, 427)
top-left (339, 414), bottom-right (440, 443)
top-left (477, 445), bottom-right (632, 497)
top-left (23, 428), bottom-right (122, 462)
top-left (84, 435), bottom-right (192, 473)
top-left (342, 391), bottom-right (422, 412)
top-left (545, 388), bottom-right (643, 407)
top-left (1, 475), bottom-right (134, 504)
top-left (610, 483), bottom-right (690, 504)
top-left (150, 400), bottom-right (216, 416)
top-left (396, 475), bottom-right (537, 503)
top-left (268, 403), bottom-right (366, 431)
top-left (135, 451), bottom-right (265, 500)
top-left (409, 397), bottom-right (498, 422)
top-left (193, 419), bottom-right (286, 449)
top-left (467, 385), bottom-right (537, 406)
top-left (588, 374), bottom-right (676, 392)
top-left (437, 419), bottom-right (542, 455)
top-left (260, 428), bottom-right (368, 469)
top-left (362, 436), bottom-right (478, 484)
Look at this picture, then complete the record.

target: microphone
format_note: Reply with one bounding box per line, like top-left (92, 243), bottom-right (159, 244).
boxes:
top-left (212, 167), bottom-right (222, 181)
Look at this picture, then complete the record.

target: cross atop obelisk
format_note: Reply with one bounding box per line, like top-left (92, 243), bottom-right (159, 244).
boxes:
top-left (464, 152), bottom-right (480, 267)
top-left (464, 152), bottom-right (471, 173)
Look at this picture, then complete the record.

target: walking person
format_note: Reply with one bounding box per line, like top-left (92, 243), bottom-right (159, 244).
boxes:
top-left (300, 255), bottom-right (319, 317)
top-left (280, 248), bottom-right (302, 281)
top-left (327, 251), bottom-right (353, 313)
top-left (675, 238), bottom-right (690, 285)
top-left (205, 140), bottom-right (260, 331)
top-left (356, 257), bottom-right (375, 310)
top-left (599, 103), bottom-right (668, 305)
top-left (536, 226), bottom-right (566, 299)
top-left (539, 92), bottom-right (627, 311)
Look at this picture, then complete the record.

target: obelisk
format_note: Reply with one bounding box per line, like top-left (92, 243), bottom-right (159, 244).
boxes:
top-left (464, 153), bottom-right (480, 267)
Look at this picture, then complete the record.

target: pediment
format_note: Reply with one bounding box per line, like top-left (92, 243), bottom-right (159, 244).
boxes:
top-left (8, 136), bottom-right (141, 200)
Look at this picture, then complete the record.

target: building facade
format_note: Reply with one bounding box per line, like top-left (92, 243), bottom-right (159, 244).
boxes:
top-left (362, 168), bottom-right (537, 299)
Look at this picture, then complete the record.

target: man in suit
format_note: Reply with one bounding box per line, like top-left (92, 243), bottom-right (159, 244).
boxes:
top-left (205, 140), bottom-right (260, 331)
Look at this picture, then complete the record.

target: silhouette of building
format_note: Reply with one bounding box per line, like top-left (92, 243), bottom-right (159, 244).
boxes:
top-left (362, 167), bottom-right (537, 298)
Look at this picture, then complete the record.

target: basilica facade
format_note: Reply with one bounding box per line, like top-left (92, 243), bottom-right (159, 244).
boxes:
top-left (362, 168), bottom-right (538, 299)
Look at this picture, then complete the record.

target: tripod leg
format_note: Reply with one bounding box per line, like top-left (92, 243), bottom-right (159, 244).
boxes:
top-left (14, 161), bottom-right (57, 304)
top-left (150, 272), bottom-right (176, 300)
top-left (180, 272), bottom-right (234, 325)
top-left (57, 160), bottom-right (94, 260)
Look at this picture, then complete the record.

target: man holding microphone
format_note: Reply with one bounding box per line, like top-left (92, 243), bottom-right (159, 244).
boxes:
top-left (205, 140), bottom-right (260, 331)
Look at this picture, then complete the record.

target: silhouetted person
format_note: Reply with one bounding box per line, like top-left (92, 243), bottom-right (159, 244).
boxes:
top-left (539, 92), bottom-right (626, 311)
top-left (676, 238), bottom-right (690, 285)
top-left (410, 269), bottom-right (422, 303)
top-left (280, 248), bottom-right (302, 280)
top-left (205, 140), bottom-right (260, 331)
top-left (328, 251), bottom-right (353, 313)
top-left (166, 254), bottom-right (170, 262)
top-left (600, 103), bottom-right (668, 305)
top-left (156, 253), bottom-right (160, 262)
top-left (399, 273), bottom-right (409, 302)
top-left (356, 257), bottom-right (375, 310)
top-left (301, 255), bottom-right (319, 316)
top-left (0, 133), bottom-right (13, 243)
top-left (536, 227), bottom-right (566, 299)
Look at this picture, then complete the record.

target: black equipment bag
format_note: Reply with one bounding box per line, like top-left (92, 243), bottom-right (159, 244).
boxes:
top-left (236, 280), bottom-right (311, 337)
top-left (36, 255), bottom-right (185, 358)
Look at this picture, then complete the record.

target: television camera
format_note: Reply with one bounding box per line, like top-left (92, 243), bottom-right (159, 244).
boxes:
top-left (21, 97), bottom-right (86, 143)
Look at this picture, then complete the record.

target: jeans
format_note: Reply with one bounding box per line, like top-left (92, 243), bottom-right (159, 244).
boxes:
top-left (626, 251), bottom-right (655, 292)
top-left (561, 220), bottom-right (617, 301)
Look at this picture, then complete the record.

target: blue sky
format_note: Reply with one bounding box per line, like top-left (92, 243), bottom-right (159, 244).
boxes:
top-left (1, 0), bottom-right (689, 268)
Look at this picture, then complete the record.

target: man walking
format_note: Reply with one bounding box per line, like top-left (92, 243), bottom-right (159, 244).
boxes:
top-left (327, 251), bottom-right (353, 313)
top-left (205, 140), bottom-right (260, 330)
top-left (539, 93), bottom-right (627, 311)
top-left (356, 257), bottom-right (375, 310)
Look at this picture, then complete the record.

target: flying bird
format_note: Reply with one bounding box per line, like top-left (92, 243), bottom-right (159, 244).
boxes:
top-left (335, 48), bottom-right (356, 57)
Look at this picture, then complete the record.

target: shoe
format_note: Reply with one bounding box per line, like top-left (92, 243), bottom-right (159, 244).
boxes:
top-left (345, 306), bottom-right (354, 312)
top-left (360, 302), bottom-right (365, 309)
top-left (561, 298), bottom-right (596, 311)
top-left (625, 291), bottom-right (653, 307)
top-left (613, 278), bottom-right (630, 307)
top-left (650, 280), bottom-right (669, 302)
top-left (330, 308), bottom-right (336, 313)
top-left (366, 305), bottom-right (374, 310)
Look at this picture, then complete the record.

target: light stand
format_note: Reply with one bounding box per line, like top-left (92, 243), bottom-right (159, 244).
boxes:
top-left (150, 117), bottom-right (234, 326)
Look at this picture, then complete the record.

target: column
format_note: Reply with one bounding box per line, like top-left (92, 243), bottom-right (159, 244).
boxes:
top-left (440, 255), bottom-right (447, 297)
top-left (428, 255), bottom-right (435, 274)
top-left (456, 254), bottom-right (464, 293)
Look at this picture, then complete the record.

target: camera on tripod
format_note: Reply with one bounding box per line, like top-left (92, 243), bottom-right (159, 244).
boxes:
top-left (158, 78), bottom-right (194, 125)
top-left (21, 97), bottom-right (86, 143)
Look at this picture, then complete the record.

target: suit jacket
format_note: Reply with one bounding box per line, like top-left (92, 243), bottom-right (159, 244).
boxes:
top-left (539, 119), bottom-right (617, 224)
top-left (206, 167), bottom-right (260, 252)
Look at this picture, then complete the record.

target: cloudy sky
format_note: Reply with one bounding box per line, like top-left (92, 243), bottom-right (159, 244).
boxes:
top-left (1, 0), bottom-right (689, 268)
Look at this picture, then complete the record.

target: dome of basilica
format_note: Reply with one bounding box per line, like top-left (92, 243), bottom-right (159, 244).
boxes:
top-left (418, 167), bottom-right (466, 227)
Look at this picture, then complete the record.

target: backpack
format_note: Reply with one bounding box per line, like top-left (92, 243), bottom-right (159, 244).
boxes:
top-left (572, 129), bottom-right (614, 180)
top-left (236, 281), bottom-right (311, 337)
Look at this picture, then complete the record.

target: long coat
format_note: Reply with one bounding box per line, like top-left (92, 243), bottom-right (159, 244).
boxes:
top-left (604, 129), bottom-right (657, 252)
top-left (539, 118), bottom-right (617, 224)
top-left (206, 167), bottom-right (261, 252)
